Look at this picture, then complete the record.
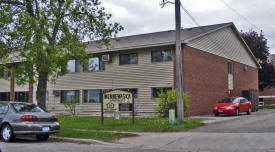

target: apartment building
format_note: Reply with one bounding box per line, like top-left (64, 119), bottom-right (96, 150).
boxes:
top-left (0, 22), bottom-right (260, 116)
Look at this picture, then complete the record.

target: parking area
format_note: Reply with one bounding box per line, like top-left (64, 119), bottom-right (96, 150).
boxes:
top-left (1, 109), bottom-right (275, 152)
top-left (190, 109), bottom-right (275, 133)
top-left (190, 111), bottom-right (254, 124)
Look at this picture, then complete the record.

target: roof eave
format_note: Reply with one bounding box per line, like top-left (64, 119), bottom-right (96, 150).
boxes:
top-left (86, 42), bottom-right (176, 54)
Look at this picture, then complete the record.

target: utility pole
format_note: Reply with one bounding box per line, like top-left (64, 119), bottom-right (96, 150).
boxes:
top-left (161, 0), bottom-right (184, 121)
top-left (175, 0), bottom-right (184, 122)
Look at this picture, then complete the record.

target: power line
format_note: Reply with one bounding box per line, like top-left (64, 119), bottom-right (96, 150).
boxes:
top-left (180, 3), bottom-right (200, 26)
top-left (219, 0), bottom-right (273, 38)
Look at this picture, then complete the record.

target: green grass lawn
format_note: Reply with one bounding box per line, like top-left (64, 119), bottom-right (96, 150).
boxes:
top-left (58, 115), bottom-right (205, 132)
top-left (53, 115), bottom-right (205, 142)
top-left (259, 105), bottom-right (275, 109)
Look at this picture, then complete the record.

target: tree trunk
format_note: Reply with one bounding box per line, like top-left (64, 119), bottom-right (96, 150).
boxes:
top-left (36, 72), bottom-right (48, 110)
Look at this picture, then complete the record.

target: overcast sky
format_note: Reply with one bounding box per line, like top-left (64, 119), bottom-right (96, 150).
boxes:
top-left (101, 0), bottom-right (275, 54)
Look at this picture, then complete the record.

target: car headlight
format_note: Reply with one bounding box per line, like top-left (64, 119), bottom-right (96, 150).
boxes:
top-left (226, 106), bottom-right (234, 110)
top-left (213, 107), bottom-right (218, 110)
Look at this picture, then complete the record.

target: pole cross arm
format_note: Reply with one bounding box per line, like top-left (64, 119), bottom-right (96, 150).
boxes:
top-left (160, 0), bottom-right (175, 8)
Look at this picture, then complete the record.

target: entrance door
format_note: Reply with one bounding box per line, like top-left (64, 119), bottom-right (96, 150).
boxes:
top-left (228, 61), bottom-right (233, 93)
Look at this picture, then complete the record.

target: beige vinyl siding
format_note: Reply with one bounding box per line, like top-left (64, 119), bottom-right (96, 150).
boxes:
top-left (187, 27), bottom-right (257, 68)
top-left (0, 79), bottom-right (28, 92)
top-left (0, 79), bottom-right (10, 92)
top-left (47, 47), bottom-right (174, 115)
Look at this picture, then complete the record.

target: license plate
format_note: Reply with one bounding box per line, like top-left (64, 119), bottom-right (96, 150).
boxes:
top-left (42, 126), bottom-right (50, 131)
top-left (218, 110), bottom-right (223, 113)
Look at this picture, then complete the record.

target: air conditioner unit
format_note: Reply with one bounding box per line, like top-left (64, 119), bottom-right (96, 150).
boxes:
top-left (52, 90), bottom-right (60, 96)
top-left (102, 54), bottom-right (110, 62)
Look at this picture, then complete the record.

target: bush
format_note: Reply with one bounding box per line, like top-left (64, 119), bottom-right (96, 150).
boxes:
top-left (63, 98), bottom-right (78, 115)
top-left (155, 89), bottom-right (189, 117)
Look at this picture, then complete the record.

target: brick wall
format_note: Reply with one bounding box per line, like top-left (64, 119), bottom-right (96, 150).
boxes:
top-left (260, 88), bottom-right (275, 96)
top-left (179, 46), bottom-right (258, 116)
top-left (259, 88), bottom-right (275, 105)
top-left (232, 60), bottom-right (259, 97)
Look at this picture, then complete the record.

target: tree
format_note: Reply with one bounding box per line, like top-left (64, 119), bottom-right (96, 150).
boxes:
top-left (241, 30), bottom-right (275, 90)
top-left (0, 0), bottom-right (123, 110)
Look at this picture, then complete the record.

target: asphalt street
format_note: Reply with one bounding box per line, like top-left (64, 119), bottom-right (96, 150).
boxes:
top-left (1, 109), bottom-right (275, 152)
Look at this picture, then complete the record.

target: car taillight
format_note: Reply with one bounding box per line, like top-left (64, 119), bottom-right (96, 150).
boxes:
top-left (51, 117), bottom-right (58, 122)
top-left (21, 115), bottom-right (38, 122)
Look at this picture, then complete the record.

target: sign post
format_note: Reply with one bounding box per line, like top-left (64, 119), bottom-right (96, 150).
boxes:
top-left (102, 90), bottom-right (134, 124)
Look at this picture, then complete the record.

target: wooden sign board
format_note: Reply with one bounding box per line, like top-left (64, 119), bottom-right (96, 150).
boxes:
top-left (101, 89), bottom-right (135, 124)
top-left (103, 90), bottom-right (133, 113)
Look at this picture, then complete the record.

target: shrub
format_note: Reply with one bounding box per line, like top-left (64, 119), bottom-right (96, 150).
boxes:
top-left (155, 89), bottom-right (189, 117)
top-left (63, 98), bottom-right (78, 115)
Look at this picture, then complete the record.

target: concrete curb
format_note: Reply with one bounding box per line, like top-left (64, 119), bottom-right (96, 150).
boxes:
top-left (50, 136), bottom-right (114, 145)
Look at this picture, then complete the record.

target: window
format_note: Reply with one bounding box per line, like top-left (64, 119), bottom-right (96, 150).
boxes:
top-left (151, 50), bottom-right (172, 62)
top-left (219, 98), bottom-right (239, 103)
top-left (152, 87), bottom-right (172, 98)
top-left (11, 103), bottom-right (44, 113)
top-left (0, 92), bottom-right (10, 101)
top-left (14, 92), bottom-right (29, 102)
top-left (120, 88), bottom-right (138, 99)
top-left (61, 90), bottom-right (80, 103)
top-left (228, 61), bottom-right (233, 74)
top-left (46, 91), bottom-right (49, 101)
top-left (119, 53), bottom-right (138, 65)
top-left (240, 98), bottom-right (248, 103)
top-left (83, 90), bottom-right (101, 103)
top-left (67, 60), bottom-right (81, 73)
top-left (83, 57), bottom-right (104, 72)
top-left (0, 103), bottom-right (9, 114)
top-left (0, 70), bottom-right (11, 78)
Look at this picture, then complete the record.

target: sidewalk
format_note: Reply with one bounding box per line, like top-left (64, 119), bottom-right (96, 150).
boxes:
top-left (190, 114), bottom-right (244, 124)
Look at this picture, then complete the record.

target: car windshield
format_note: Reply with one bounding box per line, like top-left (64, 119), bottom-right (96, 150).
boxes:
top-left (218, 98), bottom-right (239, 103)
top-left (11, 103), bottom-right (44, 113)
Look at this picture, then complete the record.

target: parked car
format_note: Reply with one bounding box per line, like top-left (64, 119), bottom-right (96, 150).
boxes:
top-left (0, 101), bottom-right (60, 142)
top-left (213, 97), bottom-right (252, 116)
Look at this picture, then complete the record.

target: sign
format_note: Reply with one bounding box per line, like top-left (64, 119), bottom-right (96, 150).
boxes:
top-left (103, 90), bottom-right (133, 113)
top-left (119, 104), bottom-right (133, 111)
top-left (101, 89), bottom-right (135, 124)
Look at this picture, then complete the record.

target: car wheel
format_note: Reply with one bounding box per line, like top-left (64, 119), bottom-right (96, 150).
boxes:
top-left (1, 124), bottom-right (14, 142)
top-left (247, 107), bottom-right (251, 115)
top-left (234, 108), bottom-right (239, 116)
top-left (214, 113), bottom-right (219, 116)
top-left (37, 134), bottom-right (49, 141)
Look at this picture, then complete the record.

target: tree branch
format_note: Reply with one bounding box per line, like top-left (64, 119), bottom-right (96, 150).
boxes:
top-left (25, 0), bottom-right (34, 17)
top-left (0, 0), bottom-right (24, 6)
top-left (49, 1), bottom-right (64, 43)
top-left (34, 0), bottom-right (40, 19)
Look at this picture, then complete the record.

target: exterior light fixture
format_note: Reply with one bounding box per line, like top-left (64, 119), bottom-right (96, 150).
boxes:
top-left (244, 65), bottom-right (248, 71)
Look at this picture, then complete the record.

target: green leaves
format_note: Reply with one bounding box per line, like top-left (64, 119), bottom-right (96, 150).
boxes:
top-left (0, 0), bottom-right (122, 85)
top-left (241, 30), bottom-right (274, 91)
top-left (155, 89), bottom-right (190, 117)
top-left (0, 0), bottom-right (122, 109)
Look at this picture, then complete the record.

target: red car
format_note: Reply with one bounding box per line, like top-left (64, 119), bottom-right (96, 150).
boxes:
top-left (213, 97), bottom-right (252, 116)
